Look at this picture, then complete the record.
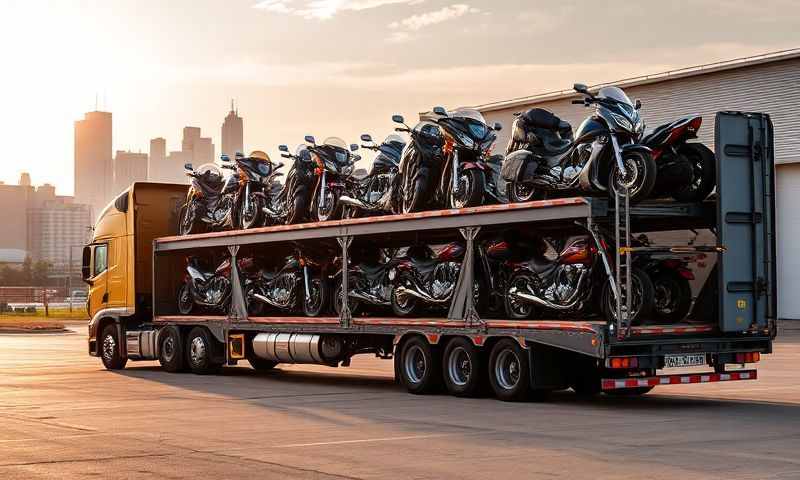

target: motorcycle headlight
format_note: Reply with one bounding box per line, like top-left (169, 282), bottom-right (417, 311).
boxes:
top-left (452, 130), bottom-right (475, 149)
top-left (608, 112), bottom-right (633, 133)
top-left (468, 122), bottom-right (487, 140)
top-left (325, 160), bottom-right (337, 171)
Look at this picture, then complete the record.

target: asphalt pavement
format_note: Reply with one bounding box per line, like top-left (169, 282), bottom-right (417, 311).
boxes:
top-left (0, 325), bottom-right (799, 479)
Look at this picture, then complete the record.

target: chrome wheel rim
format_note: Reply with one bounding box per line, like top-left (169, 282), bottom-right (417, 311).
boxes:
top-left (305, 280), bottom-right (323, 313)
top-left (189, 336), bottom-right (206, 365)
top-left (241, 194), bottom-right (258, 228)
top-left (495, 349), bottom-right (521, 390)
top-left (607, 277), bottom-right (644, 320)
top-left (613, 155), bottom-right (643, 197)
top-left (447, 346), bottom-right (471, 387)
top-left (162, 336), bottom-right (176, 362)
top-left (102, 334), bottom-right (116, 361)
top-left (512, 182), bottom-right (535, 202)
top-left (317, 191), bottom-right (334, 221)
top-left (450, 172), bottom-right (472, 209)
top-left (178, 285), bottom-right (192, 314)
top-left (404, 345), bottom-right (427, 384)
top-left (180, 203), bottom-right (195, 234)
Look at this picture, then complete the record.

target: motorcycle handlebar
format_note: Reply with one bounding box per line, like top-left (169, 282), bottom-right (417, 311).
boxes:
top-left (394, 127), bottom-right (410, 133)
top-left (571, 99), bottom-right (585, 105)
top-left (280, 153), bottom-right (292, 158)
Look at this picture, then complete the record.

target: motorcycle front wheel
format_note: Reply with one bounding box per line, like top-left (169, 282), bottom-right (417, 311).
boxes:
top-left (178, 201), bottom-right (200, 236)
top-left (177, 281), bottom-right (194, 315)
top-left (672, 143), bottom-right (716, 202)
top-left (600, 267), bottom-right (655, 326)
top-left (312, 188), bottom-right (343, 222)
top-left (332, 277), bottom-right (360, 317)
top-left (239, 192), bottom-right (265, 230)
top-left (391, 276), bottom-right (420, 317)
top-left (507, 181), bottom-right (538, 203)
top-left (608, 150), bottom-right (657, 203)
top-left (448, 169), bottom-right (485, 209)
top-left (400, 160), bottom-right (425, 214)
top-left (302, 277), bottom-right (328, 317)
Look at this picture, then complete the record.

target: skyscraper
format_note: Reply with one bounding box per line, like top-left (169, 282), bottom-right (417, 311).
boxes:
top-left (74, 111), bottom-right (112, 218)
top-left (221, 100), bottom-right (243, 159)
top-left (113, 150), bottom-right (148, 195)
top-left (181, 126), bottom-right (214, 165)
top-left (148, 137), bottom-right (167, 182)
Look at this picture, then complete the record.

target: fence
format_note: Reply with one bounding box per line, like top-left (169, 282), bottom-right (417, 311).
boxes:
top-left (0, 286), bottom-right (88, 318)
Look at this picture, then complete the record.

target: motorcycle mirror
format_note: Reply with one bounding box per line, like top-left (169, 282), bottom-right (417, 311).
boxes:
top-left (635, 98), bottom-right (642, 110)
top-left (360, 133), bottom-right (373, 142)
top-left (350, 144), bottom-right (359, 152)
top-left (304, 135), bottom-right (316, 145)
top-left (432, 106), bottom-right (447, 116)
top-left (220, 154), bottom-right (231, 162)
top-left (573, 83), bottom-right (588, 94)
top-left (184, 163), bottom-right (193, 171)
top-left (235, 151), bottom-right (244, 159)
top-left (492, 122), bottom-right (502, 131)
top-left (278, 144), bottom-right (289, 152)
top-left (391, 114), bottom-right (405, 124)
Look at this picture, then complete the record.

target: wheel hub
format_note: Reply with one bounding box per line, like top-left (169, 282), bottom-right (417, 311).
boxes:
top-left (189, 337), bottom-right (206, 364)
top-left (102, 334), bottom-right (115, 361)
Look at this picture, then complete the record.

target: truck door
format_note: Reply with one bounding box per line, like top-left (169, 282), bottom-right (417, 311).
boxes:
top-left (715, 111), bottom-right (776, 333)
top-left (84, 243), bottom-right (109, 317)
top-left (106, 236), bottom-right (128, 308)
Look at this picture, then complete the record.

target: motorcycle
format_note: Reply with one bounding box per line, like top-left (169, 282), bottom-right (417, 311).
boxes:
top-left (179, 152), bottom-right (280, 235)
top-left (177, 255), bottom-right (254, 314)
top-left (392, 107), bottom-right (502, 213)
top-left (388, 243), bottom-right (474, 317)
top-left (338, 133), bottom-right (406, 217)
top-left (501, 83), bottom-right (657, 204)
top-left (480, 233), bottom-right (654, 325)
top-left (304, 136), bottom-right (359, 222)
top-left (642, 115), bottom-right (716, 202)
top-left (632, 234), bottom-right (695, 323)
top-left (330, 247), bottom-right (400, 316)
top-left (243, 250), bottom-right (328, 317)
top-left (264, 144), bottom-right (317, 225)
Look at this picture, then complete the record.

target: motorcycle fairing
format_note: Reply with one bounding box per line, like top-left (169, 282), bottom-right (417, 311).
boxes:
top-left (500, 149), bottom-right (538, 182)
top-left (642, 115), bottom-right (701, 147)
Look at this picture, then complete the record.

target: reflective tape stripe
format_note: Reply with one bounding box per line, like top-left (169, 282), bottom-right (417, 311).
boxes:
top-left (601, 370), bottom-right (757, 390)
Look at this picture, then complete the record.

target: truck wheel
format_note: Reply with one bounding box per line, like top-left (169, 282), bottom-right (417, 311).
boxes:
top-left (489, 339), bottom-right (531, 401)
top-left (158, 326), bottom-right (186, 373)
top-left (100, 324), bottom-right (127, 370)
top-left (185, 327), bottom-right (223, 375)
top-left (442, 337), bottom-right (484, 397)
top-left (397, 336), bottom-right (442, 394)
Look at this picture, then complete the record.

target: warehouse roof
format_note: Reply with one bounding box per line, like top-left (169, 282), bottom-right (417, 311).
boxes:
top-left (473, 48), bottom-right (800, 113)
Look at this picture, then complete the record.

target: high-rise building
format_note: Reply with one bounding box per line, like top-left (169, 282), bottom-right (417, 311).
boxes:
top-left (113, 150), bottom-right (148, 195)
top-left (221, 101), bottom-right (243, 159)
top-left (74, 111), bottom-right (112, 219)
top-left (181, 126), bottom-right (214, 166)
top-left (148, 137), bottom-right (167, 182)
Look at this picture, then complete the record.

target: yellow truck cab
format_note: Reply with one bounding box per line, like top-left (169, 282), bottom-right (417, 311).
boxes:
top-left (83, 183), bottom-right (187, 364)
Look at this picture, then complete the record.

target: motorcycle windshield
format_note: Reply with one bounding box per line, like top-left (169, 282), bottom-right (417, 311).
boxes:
top-left (597, 86), bottom-right (633, 106)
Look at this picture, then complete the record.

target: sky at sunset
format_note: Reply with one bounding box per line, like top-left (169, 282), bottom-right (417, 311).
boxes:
top-left (1, 0), bottom-right (798, 195)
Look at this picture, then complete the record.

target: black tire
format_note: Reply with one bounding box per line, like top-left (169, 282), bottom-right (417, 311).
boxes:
top-left (488, 338), bottom-right (531, 401)
top-left (390, 276), bottom-right (420, 317)
top-left (158, 325), bottom-right (186, 373)
top-left (448, 168), bottom-right (485, 209)
top-left (302, 276), bottom-right (327, 317)
top-left (185, 327), bottom-right (223, 375)
top-left (442, 337), bottom-right (485, 397)
top-left (508, 181), bottom-right (537, 203)
top-left (504, 272), bottom-right (536, 319)
top-left (240, 191), bottom-right (265, 230)
top-left (285, 190), bottom-right (306, 225)
top-left (177, 281), bottom-right (194, 315)
top-left (601, 267), bottom-right (655, 326)
top-left (100, 324), bottom-right (127, 370)
top-left (244, 283), bottom-right (266, 316)
top-left (652, 271), bottom-right (692, 323)
top-left (397, 336), bottom-right (442, 394)
top-left (605, 386), bottom-right (654, 396)
top-left (608, 150), bottom-right (658, 203)
top-left (248, 355), bottom-right (278, 371)
top-left (400, 158), bottom-right (426, 213)
top-left (178, 201), bottom-right (200, 235)
top-left (332, 277), bottom-right (360, 317)
top-left (672, 143), bottom-right (716, 202)
top-left (312, 188), bottom-right (343, 222)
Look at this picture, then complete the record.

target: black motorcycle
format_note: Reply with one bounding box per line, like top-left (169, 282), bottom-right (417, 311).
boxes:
top-left (642, 115), bottom-right (716, 202)
top-left (178, 159), bottom-right (238, 235)
top-left (177, 255), bottom-right (254, 314)
top-left (243, 251), bottom-right (328, 317)
top-left (631, 234), bottom-right (695, 323)
top-left (502, 83), bottom-right (656, 203)
top-left (236, 151), bottom-right (285, 229)
top-left (330, 247), bottom-right (399, 316)
top-left (393, 107), bottom-right (502, 213)
top-left (264, 144), bottom-right (317, 225)
top-left (338, 133), bottom-right (406, 217)
top-left (304, 136), bottom-right (359, 222)
top-left (388, 243), bottom-right (474, 317)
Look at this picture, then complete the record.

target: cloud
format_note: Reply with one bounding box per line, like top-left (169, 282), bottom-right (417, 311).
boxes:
top-left (389, 3), bottom-right (479, 31)
top-left (252, 0), bottom-right (424, 19)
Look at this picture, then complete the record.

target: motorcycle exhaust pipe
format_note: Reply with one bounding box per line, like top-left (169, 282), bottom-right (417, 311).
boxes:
top-left (252, 292), bottom-right (292, 310)
top-left (508, 270), bottom-right (588, 311)
top-left (348, 290), bottom-right (387, 305)
top-left (338, 195), bottom-right (370, 210)
top-left (395, 286), bottom-right (451, 304)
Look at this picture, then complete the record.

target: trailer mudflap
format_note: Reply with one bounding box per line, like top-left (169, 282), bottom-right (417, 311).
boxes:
top-left (715, 112), bottom-right (776, 333)
top-left (601, 369), bottom-right (757, 390)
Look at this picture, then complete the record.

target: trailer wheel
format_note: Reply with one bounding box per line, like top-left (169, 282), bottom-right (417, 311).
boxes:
top-left (100, 324), bottom-right (127, 370)
top-left (397, 336), bottom-right (442, 394)
top-left (158, 326), bottom-right (186, 373)
top-left (489, 339), bottom-right (531, 401)
top-left (442, 337), bottom-right (484, 397)
top-left (185, 327), bottom-right (223, 375)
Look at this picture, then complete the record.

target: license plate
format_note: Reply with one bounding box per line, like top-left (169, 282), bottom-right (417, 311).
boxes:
top-left (664, 354), bottom-right (706, 368)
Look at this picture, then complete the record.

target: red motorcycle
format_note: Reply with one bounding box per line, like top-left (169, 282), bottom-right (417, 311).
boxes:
top-left (177, 255), bottom-right (255, 315)
top-left (642, 115), bottom-right (716, 202)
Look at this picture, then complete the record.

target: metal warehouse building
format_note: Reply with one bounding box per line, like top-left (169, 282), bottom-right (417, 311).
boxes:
top-left (472, 49), bottom-right (800, 319)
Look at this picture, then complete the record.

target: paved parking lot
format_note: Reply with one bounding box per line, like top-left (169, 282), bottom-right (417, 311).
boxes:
top-left (1, 325), bottom-right (799, 479)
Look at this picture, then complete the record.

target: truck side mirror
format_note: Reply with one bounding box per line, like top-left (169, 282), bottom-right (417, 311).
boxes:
top-left (81, 246), bottom-right (92, 283)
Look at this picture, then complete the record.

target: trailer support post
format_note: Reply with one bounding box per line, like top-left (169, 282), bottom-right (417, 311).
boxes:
top-left (337, 236), bottom-right (353, 328)
top-left (448, 227), bottom-right (482, 329)
top-left (227, 245), bottom-right (247, 364)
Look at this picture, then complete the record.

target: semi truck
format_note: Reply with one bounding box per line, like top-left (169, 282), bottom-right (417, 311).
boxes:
top-left (83, 111), bottom-right (776, 400)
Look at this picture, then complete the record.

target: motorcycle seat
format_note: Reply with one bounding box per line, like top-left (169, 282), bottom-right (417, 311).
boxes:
top-left (524, 256), bottom-right (558, 275)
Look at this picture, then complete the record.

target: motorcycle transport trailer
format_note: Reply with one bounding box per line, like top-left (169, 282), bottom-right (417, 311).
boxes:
top-left (85, 111), bottom-right (776, 400)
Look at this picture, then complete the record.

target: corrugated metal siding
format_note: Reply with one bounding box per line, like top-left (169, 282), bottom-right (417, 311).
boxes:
top-left (482, 58), bottom-right (800, 164)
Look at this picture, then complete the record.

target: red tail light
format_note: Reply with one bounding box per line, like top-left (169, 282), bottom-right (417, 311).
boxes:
top-left (688, 116), bottom-right (703, 131)
top-left (607, 357), bottom-right (639, 369)
top-left (735, 352), bottom-right (760, 363)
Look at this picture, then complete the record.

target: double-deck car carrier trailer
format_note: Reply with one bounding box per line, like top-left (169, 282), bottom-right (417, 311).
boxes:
top-left (85, 111), bottom-right (776, 401)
